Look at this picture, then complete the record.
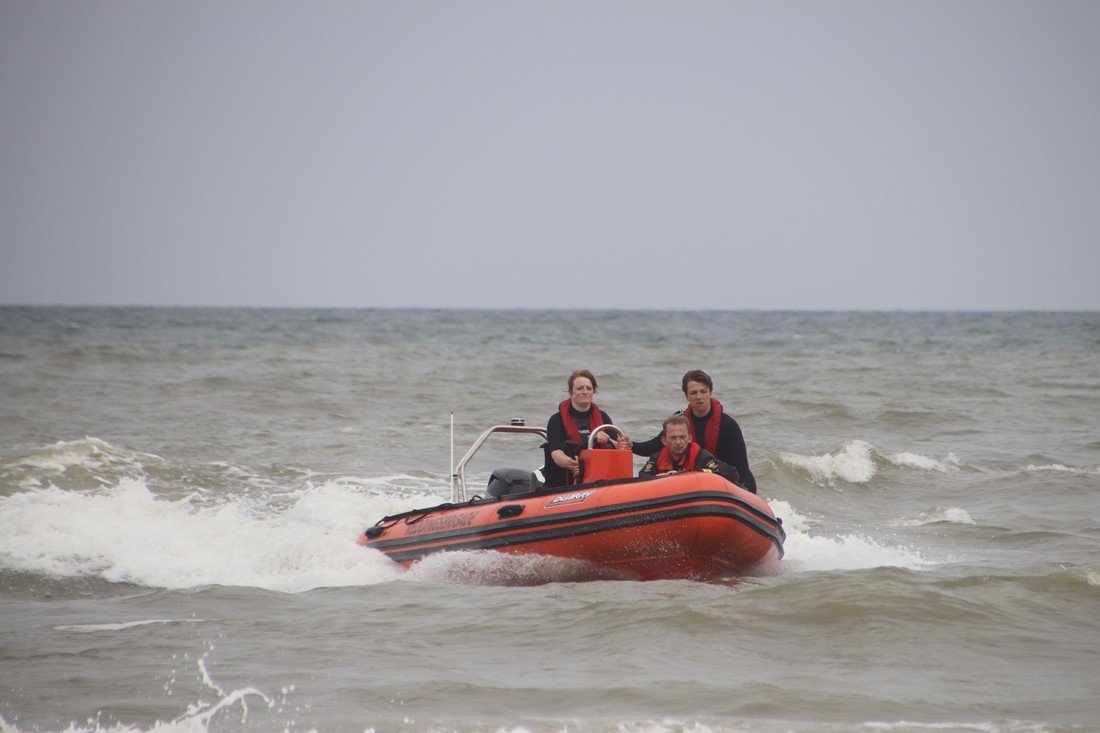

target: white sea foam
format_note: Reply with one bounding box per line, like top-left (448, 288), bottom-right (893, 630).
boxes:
top-left (55, 619), bottom-right (180, 633)
top-left (779, 531), bottom-right (936, 573)
top-left (886, 451), bottom-right (961, 472)
top-left (4, 437), bottom-right (161, 476)
top-left (765, 499), bottom-right (809, 533)
top-left (1022, 463), bottom-right (1100, 474)
top-left (777, 439), bottom-right (879, 485)
top-left (0, 477), bottom-right (436, 592)
top-left (603, 723), bottom-right (726, 733)
top-left (767, 500), bottom-right (936, 572)
top-left (777, 440), bottom-right (960, 487)
top-left (1077, 564), bottom-right (1100, 588)
top-left (888, 507), bottom-right (977, 527)
top-left (750, 500), bottom-right (938, 574)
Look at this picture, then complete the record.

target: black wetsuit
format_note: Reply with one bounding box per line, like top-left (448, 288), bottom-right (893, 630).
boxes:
top-left (542, 406), bottom-right (613, 488)
top-left (632, 410), bottom-right (756, 493)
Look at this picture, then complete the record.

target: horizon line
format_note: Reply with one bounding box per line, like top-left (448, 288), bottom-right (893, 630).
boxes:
top-left (2, 303), bottom-right (1098, 315)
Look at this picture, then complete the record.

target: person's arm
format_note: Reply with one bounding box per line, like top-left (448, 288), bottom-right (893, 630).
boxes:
top-left (594, 410), bottom-right (613, 447)
top-left (546, 413), bottom-right (578, 471)
top-left (546, 412), bottom-right (565, 452)
top-left (719, 415), bottom-right (756, 493)
top-left (631, 432), bottom-right (663, 457)
top-left (638, 455), bottom-right (658, 477)
top-left (590, 411), bottom-right (632, 450)
top-left (697, 451), bottom-right (742, 487)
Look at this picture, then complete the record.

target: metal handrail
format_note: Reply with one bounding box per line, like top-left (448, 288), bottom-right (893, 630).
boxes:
top-left (451, 425), bottom-right (548, 502)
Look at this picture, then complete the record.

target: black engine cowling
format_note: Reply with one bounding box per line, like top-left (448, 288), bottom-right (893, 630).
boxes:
top-left (486, 467), bottom-right (541, 498)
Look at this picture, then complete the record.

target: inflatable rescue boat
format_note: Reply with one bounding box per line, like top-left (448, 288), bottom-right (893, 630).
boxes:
top-left (358, 424), bottom-right (785, 581)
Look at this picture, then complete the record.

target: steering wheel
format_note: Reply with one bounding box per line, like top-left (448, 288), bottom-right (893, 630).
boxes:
top-left (587, 424), bottom-right (625, 450)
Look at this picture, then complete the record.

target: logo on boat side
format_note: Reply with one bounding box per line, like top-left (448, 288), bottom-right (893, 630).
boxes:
top-left (404, 511), bottom-right (478, 536)
top-left (546, 491), bottom-right (591, 508)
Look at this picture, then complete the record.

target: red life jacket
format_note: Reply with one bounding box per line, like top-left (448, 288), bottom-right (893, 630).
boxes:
top-left (656, 442), bottom-right (702, 473)
top-left (558, 399), bottom-right (605, 445)
top-left (686, 398), bottom-right (723, 454)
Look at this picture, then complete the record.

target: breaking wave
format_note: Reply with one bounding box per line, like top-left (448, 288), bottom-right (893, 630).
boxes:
top-left (888, 507), bottom-right (977, 527)
top-left (0, 480), bottom-right (941, 594)
top-left (0, 474), bottom-right (435, 593)
top-left (0, 437), bottom-right (164, 493)
top-left (775, 440), bottom-right (961, 487)
top-left (1022, 463), bottom-right (1100, 475)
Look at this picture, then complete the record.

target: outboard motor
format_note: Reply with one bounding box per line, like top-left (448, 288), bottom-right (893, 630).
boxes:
top-left (486, 467), bottom-right (541, 498)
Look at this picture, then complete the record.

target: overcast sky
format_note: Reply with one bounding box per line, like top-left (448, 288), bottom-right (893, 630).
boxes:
top-left (2, 1), bottom-right (1098, 310)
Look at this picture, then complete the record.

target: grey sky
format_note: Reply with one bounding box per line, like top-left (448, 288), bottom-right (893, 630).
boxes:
top-left (2, 1), bottom-right (1098, 310)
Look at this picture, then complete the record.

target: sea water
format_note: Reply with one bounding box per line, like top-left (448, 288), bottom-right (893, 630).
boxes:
top-left (1, 307), bottom-right (1097, 732)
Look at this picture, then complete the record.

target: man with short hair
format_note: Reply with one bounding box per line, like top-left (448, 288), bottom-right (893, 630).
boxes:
top-left (638, 415), bottom-right (745, 489)
top-left (628, 369), bottom-right (757, 492)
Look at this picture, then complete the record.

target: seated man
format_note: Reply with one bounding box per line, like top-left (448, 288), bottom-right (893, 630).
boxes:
top-left (638, 415), bottom-right (745, 489)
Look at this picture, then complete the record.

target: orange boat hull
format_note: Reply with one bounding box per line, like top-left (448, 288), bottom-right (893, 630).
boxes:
top-left (359, 471), bottom-right (784, 581)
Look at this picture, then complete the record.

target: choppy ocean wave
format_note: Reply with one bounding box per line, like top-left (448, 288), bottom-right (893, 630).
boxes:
top-left (0, 469), bottom-right (944, 594)
top-left (773, 440), bottom-right (962, 487)
top-left (3, 307), bottom-right (1098, 733)
top-left (1021, 463), bottom-right (1100, 475)
top-left (0, 437), bottom-right (164, 492)
top-left (0, 475), bottom-right (411, 593)
top-left (0, 438), bottom-right (291, 499)
top-left (888, 507), bottom-right (977, 527)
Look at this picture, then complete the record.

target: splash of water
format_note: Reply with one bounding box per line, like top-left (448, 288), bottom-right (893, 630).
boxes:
top-left (0, 476), bottom-right (429, 592)
top-left (0, 652), bottom-right (283, 733)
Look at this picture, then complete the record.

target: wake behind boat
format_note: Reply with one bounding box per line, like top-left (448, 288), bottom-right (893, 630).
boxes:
top-left (358, 424), bottom-right (785, 581)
